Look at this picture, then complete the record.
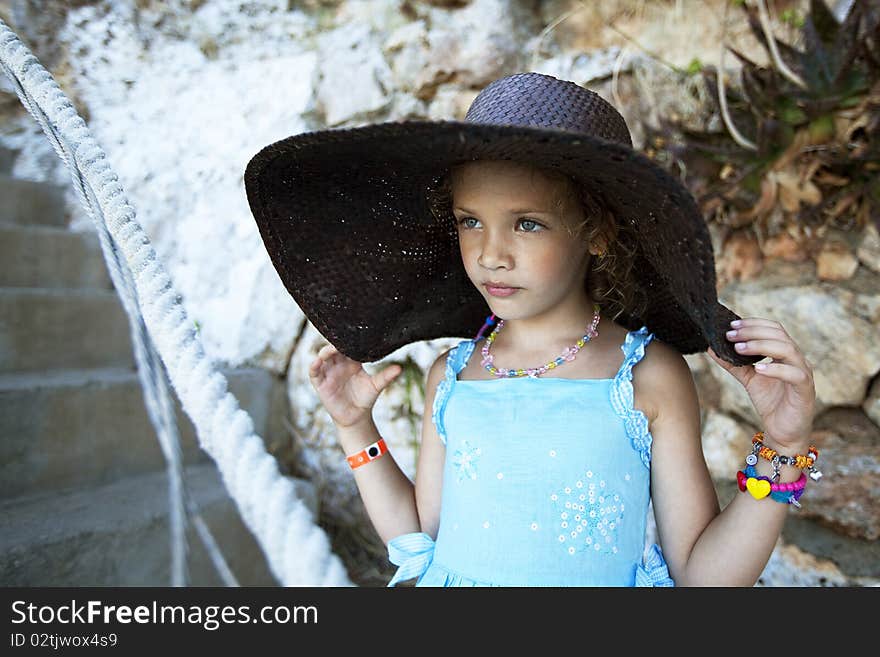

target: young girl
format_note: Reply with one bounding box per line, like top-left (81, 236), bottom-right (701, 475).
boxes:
top-left (245, 72), bottom-right (819, 586)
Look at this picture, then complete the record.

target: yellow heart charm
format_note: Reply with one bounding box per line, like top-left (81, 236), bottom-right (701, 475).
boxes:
top-left (746, 477), bottom-right (771, 500)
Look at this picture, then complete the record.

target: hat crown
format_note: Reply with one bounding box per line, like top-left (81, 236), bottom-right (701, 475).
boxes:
top-left (464, 72), bottom-right (632, 147)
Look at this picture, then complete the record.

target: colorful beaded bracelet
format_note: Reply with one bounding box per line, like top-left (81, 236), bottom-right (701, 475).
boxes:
top-left (737, 464), bottom-right (807, 508)
top-left (748, 431), bottom-right (823, 482)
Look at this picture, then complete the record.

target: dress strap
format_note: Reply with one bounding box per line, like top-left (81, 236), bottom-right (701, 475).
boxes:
top-left (430, 338), bottom-right (476, 446)
top-left (609, 326), bottom-right (655, 470)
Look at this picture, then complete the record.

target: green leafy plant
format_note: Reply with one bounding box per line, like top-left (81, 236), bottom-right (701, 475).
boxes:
top-left (389, 355), bottom-right (427, 454)
top-left (648, 0), bottom-right (880, 258)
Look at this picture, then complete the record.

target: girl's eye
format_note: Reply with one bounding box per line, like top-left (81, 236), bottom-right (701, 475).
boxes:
top-left (457, 217), bottom-right (544, 232)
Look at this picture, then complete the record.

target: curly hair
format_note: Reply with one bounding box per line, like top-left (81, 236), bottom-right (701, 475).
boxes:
top-left (425, 161), bottom-right (649, 325)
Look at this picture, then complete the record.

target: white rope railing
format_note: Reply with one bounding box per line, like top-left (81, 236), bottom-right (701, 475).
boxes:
top-left (0, 18), bottom-right (352, 587)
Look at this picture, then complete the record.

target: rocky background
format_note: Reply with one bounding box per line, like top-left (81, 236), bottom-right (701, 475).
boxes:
top-left (1, 0), bottom-right (876, 586)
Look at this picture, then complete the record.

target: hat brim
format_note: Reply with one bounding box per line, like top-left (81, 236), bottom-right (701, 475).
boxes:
top-left (245, 120), bottom-right (761, 367)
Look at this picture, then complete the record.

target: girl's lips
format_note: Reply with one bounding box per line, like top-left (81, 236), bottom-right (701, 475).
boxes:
top-left (485, 285), bottom-right (519, 297)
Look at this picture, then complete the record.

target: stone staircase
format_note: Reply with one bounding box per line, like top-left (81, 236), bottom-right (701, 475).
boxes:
top-left (0, 149), bottom-right (313, 585)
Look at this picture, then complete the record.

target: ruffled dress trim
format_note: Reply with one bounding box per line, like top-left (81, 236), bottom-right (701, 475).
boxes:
top-left (387, 531), bottom-right (674, 587)
top-left (635, 544), bottom-right (675, 587)
top-left (609, 326), bottom-right (655, 470)
top-left (431, 339), bottom-right (476, 446)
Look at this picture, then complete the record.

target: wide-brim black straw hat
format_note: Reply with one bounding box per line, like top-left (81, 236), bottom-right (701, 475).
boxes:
top-left (245, 71), bottom-right (761, 367)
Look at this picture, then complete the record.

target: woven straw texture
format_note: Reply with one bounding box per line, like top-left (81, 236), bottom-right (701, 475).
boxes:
top-left (245, 72), bottom-right (762, 367)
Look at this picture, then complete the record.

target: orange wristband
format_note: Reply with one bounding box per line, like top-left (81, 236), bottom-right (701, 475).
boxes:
top-left (346, 438), bottom-right (388, 469)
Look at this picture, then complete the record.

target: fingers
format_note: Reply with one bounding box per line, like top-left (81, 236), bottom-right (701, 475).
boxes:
top-left (707, 345), bottom-right (753, 382)
top-left (318, 343), bottom-right (338, 358)
top-left (725, 324), bottom-right (787, 343)
top-left (729, 336), bottom-right (796, 361)
top-left (750, 361), bottom-right (812, 385)
top-left (729, 317), bottom-right (779, 330)
top-left (371, 362), bottom-right (401, 387)
top-left (725, 318), bottom-right (813, 381)
top-left (725, 320), bottom-right (794, 360)
top-left (309, 343), bottom-right (339, 380)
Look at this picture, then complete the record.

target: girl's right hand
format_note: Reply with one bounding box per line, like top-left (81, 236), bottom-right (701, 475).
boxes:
top-left (308, 343), bottom-right (403, 430)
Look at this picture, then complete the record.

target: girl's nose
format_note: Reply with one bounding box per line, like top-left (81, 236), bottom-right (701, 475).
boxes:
top-left (477, 233), bottom-right (513, 268)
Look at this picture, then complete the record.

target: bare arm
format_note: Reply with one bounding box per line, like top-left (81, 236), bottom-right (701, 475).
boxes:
top-left (412, 351), bottom-right (448, 540)
top-left (311, 344), bottom-right (449, 546)
top-left (645, 327), bottom-right (814, 586)
top-left (335, 417), bottom-right (420, 545)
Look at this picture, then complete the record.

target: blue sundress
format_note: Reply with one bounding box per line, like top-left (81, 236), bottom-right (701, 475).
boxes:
top-left (386, 325), bottom-right (674, 587)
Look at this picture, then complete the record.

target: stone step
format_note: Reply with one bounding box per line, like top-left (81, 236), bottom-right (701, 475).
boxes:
top-left (0, 365), bottom-right (288, 498)
top-left (0, 287), bottom-right (134, 373)
top-left (0, 223), bottom-right (113, 289)
top-left (0, 146), bottom-right (14, 174)
top-left (0, 174), bottom-right (67, 228)
top-left (0, 462), bottom-right (319, 585)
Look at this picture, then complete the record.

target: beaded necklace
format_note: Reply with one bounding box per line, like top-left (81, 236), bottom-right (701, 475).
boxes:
top-left (479, 303), bottom-right (601, 378)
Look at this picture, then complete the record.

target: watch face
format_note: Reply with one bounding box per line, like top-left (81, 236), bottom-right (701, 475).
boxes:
top-left (367, 445), bottom-right (380, 458)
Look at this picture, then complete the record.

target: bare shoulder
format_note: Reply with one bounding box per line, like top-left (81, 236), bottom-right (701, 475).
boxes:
top-left (427, 345), bottom-right (454, 381)
top-left (634, 333), bottom-right (699, 427)
top-left (425, 343), bottom-right (457, 399)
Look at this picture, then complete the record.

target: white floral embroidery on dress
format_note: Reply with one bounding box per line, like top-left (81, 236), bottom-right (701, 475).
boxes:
top-left (452, 439), bottom-right (482, 483)
top-left (552, 472), bottom-right (625, 556)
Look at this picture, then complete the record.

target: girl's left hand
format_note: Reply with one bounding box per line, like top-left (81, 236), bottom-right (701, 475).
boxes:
top-left (706, 317), bottom-right (816, 451)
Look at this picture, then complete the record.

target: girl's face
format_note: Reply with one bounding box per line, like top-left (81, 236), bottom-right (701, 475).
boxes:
top-left (451, 160), bottom-right (596, 323)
